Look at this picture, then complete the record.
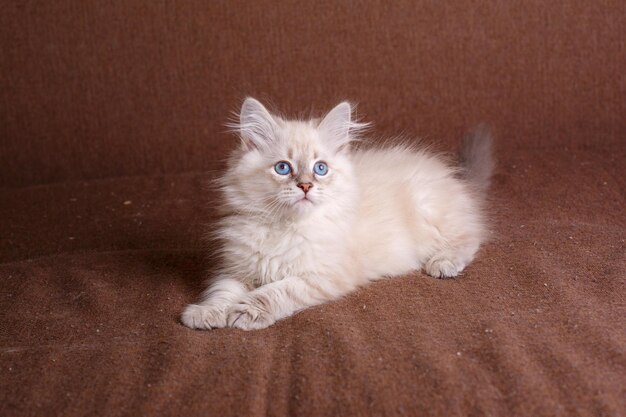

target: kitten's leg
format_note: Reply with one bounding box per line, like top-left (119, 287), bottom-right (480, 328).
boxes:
top-left (181, 277), bottom-right (248, 330)
top-left (226, 276), bottom-right (346, 331)
top-left (424, 240), bottom-right (480, 279)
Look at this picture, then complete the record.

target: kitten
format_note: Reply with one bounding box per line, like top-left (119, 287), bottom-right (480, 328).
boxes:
top-left (181, 98), bottom-right (494, 331)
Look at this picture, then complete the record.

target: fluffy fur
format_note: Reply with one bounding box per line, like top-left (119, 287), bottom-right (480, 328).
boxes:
top-left (181, 98), bottom-right (494, 331)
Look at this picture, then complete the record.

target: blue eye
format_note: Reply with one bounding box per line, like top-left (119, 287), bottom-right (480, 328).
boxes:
top-left (274, 161), bottom-right (292, 175)
top-left (313, 161), bottom-right (328, 176)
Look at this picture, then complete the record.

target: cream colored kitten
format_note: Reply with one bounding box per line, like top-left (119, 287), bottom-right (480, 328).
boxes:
top-left (181, 98), bottom-right (493, 331)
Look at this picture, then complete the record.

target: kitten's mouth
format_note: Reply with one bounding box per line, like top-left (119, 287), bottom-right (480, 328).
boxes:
top-left (296, 196), bottom-right (313, 205)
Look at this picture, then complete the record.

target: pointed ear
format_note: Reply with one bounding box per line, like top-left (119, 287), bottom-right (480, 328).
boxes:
top-left (237, 97), bottom-right (278, 151)
top-left (319, 102), bottom-right (366, 150)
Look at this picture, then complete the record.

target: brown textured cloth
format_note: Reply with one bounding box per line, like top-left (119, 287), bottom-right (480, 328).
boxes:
top-left (1, 1), bottom-right (625, 417)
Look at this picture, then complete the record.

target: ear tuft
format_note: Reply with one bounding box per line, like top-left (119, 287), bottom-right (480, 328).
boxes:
top-left (318, 102), bottom-right (369, 150)
top-left (235, 97), bottom-right (278, 150)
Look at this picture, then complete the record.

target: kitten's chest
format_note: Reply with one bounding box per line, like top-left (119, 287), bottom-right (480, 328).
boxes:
top-left (225, 221), bottom-right (322, 286)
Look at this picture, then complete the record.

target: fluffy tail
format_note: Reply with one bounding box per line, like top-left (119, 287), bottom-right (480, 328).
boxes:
top-left (459, 125), bottom-right (495, 194)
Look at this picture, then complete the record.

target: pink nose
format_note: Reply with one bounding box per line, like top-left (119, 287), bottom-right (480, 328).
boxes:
top-left (297, 182), bottom-right (313, 193)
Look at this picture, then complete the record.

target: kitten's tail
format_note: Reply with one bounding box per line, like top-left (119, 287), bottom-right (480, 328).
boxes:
top-left (459, 125), bottom-right (495, 194)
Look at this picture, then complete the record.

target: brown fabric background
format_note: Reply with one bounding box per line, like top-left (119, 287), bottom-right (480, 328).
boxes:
top-left (1, 1), bottom-right (625, 417)
top-left (1, 0), bottom-right (624, 187)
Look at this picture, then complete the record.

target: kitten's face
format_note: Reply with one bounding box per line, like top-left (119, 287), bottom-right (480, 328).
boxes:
top-left (223, 98), bottom-right (363, 219)
top-left (233, 122), bottom-right (354, 215)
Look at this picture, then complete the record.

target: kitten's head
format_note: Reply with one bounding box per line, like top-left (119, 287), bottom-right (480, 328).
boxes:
top-left (222, 98), bottom-right (366, 219)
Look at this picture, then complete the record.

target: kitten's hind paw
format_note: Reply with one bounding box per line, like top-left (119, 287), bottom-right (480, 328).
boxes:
top-left (424, 258), bottom-right (461, 279)
top-left (227, 300), bottom-right (275, 331)
top-left (180, 304), bottom-right (227, 330)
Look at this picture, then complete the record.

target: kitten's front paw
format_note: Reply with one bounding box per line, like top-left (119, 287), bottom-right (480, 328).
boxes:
top-left (180, 304), bottom-right (227, 330)
top-left (227, 299), bottom-right (276, 331)
top-left (425, 258), bottom-right (461, 279)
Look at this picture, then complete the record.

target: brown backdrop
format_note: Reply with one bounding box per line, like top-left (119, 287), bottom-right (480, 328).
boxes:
top-left (1, 0), bottom-right (624, 187)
